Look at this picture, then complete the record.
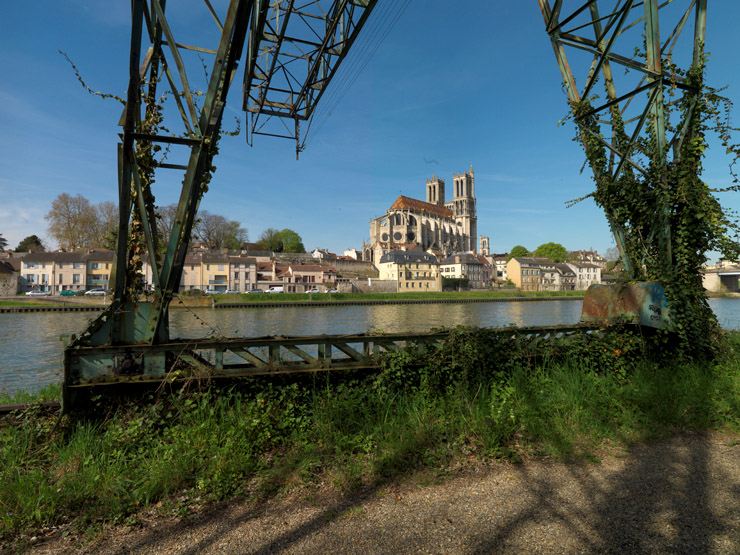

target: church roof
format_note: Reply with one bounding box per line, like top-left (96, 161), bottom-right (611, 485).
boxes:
top-left (389, 196), bottom-right (453, 219)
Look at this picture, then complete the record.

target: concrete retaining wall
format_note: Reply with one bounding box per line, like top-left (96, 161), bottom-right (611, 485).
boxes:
top-left (340, 278), bottom-right (397, 294)
top-left (0, 273), bottom-right (19, 296)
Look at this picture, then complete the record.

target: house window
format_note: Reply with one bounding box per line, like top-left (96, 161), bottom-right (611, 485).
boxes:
top-left (58, 274), bottom-right (63, 284)
top-left (73, 274), bottom-right (80, 284)
top-left (207, 265), bottom-right (210, 271)
top-left (235, 272), bottom-right (240, 281)
top-left (58, 263), bottom-right (64, 269)
top-left (218, 265), bottom-right (224, 271)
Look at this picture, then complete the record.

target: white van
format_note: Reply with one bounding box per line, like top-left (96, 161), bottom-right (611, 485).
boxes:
top-left (266, 286), bottom-right (284, 293)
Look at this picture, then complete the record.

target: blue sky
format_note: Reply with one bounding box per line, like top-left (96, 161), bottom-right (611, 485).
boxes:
top-left (1, 1), bottom-right (739, 260)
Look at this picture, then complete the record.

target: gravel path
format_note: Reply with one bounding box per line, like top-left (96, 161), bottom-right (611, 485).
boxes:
top-left (30, 431), bottom-right (740, 554)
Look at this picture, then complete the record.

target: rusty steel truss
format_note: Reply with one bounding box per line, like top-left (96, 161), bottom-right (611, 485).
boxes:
top-left (63, 0), bottom-right (377, 410)
top-left (64, 325), bottom-right (601, 394)
top-left (538, 0), bottom-right (707, 274)
top-left (243, 0), bottom-right (375, 154)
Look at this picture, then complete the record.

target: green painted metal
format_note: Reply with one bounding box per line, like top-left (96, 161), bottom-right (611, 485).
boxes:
top-left (64, 325), bottom-right (602, 395)
top-left (537, 0), bottom-right (707, 280)
top-left (63, 0), bottom-right (379, 411)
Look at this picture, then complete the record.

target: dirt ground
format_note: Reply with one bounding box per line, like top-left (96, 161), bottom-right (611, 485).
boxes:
top-left (16, 430), bottom-right (740, 555)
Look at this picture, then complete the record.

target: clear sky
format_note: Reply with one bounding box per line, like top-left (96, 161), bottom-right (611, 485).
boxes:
top-left (1, 1), bottom-right (739, 260)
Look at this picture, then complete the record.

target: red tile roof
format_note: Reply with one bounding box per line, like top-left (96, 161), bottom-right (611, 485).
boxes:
top-left (389, 196), bottom-right (453, 219)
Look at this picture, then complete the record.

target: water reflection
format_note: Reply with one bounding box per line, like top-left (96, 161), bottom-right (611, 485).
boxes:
top-left (2, 298), bottom-right (739, 395)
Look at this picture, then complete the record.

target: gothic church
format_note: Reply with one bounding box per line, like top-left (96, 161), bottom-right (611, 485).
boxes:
top-left (364, 166), bottom-right (478, 264)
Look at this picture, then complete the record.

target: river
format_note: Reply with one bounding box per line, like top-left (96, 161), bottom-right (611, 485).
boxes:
top-left (2, 298), bottom-right (739, 395)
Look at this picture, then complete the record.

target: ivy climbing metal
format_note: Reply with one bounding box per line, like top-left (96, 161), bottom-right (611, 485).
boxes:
top-left (538, 0), bottom-right (739, 354)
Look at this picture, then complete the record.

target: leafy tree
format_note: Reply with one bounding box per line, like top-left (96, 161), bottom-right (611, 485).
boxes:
top-left (256, 228), bottom-right (305, 253)
top-left (192, 210), bottom-right (248, 251)
top-left (16, 235), bottom-right (46, 253)
top-left (533, 242), bottom-right (568, 263)
top-left (0, 234), bottom-right (7, 250)
top-left (506, 245), bottom-right (530, 262)
top-left (442, 277), bottom-right (469, 291)
top-left (279, 228), bottom-right (305, 253)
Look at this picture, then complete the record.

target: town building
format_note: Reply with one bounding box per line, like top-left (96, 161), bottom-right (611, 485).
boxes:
top-left (343, 248), bottom-right (362, 261)
top-left (506, 257), bottom-right (542, 291)
top-left (554, 263), bottom-right (576, 291)
top-left (566, 262), bottom-right (602, 290)
top-left (311, 248), bottom-right (338, 261)
top-left (440, 253), bottom-right (487, 288)
top-left (280, 264), bottom-right (336, 292)
top-left (570, 250), bottom-right (608, 270)
top-left (491, 254), bottom-right (508, 282)
top-left (364, 167), bottom-right (478, 264)
top-left (377, 250), bottom-right (442, 292)
top-left (86, 251), bottom-right (114, 292)
top-left (537, 258), bottom-right (559, 292)
top-left (20, 251), bottom-right (104, 294)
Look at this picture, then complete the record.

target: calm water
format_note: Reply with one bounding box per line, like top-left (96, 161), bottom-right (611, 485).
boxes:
top-left (1, 298), bottom-right (738, 395)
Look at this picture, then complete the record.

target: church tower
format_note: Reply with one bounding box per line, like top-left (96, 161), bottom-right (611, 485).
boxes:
top-left (480, 235), bottom-right (490, 256)
top-left (446, 166), bottom-right (477, 251)
top-left (425, 174), bottom-right (445, 206)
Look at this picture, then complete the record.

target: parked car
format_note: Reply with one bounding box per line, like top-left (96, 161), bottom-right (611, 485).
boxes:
top-left (327, 288), bottom-right (338, 293)
top-left (304, 288), bottom-right (320, 294)
top-left (60, 290), bottom-right (77, 296)
top-left (266, 286), bottom-right (284, 293)
top-left (205, 289), bottom-right (219, 294)
top-left (26, 290), bottom-right (50, 296)
top-left (224, 289), bottom-right (240, 294)
top-left (247, 288), bottom-right (264, 294)
top-left (84, 289), bottom-right (106, 296)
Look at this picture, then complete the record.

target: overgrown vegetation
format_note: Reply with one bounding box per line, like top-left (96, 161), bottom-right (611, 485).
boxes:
top-left (2, 327), bottom-right (740, 545)
top-left (570, 54), bottom-right (740, 357)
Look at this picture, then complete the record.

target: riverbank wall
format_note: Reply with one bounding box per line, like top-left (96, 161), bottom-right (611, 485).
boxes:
top-left (0, 296), bottom-right (583, 313)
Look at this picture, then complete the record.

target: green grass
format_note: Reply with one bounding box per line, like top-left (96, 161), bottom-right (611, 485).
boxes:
top-left (1, 330), bottom-right (739, 544)
top-left (0, 383), bottom-right (61, 405)
top-left (212, 290), bottom-right (586, 304)
top-left (0, 301), bottom-right (57, 307)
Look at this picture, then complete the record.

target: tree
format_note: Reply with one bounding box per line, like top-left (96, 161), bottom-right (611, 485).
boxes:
top-left (256, 228), bottom-right (305, 252)
top-left (0, 234), bottom-right (7, 250)
top-left (604, 246), bottom-right (621, 262)
top-left (192, 210), bottom-right (248, 251)
top-left (156, 204), bottom-right (179, 244)
top-left (256, 228), bottom-right (283, 251)
top-left (279, 228), bottom-right (305, 253)
top-left (45, 193), bottom-right (95, 250)
top-left (533, 242), bottom-right (568, 263)
top-left (15, 235), bottom-right (45, 253)
top-left (93, 201), bottom-right (118, 244)
top-left (506, 245), bottom-right (530, 262)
